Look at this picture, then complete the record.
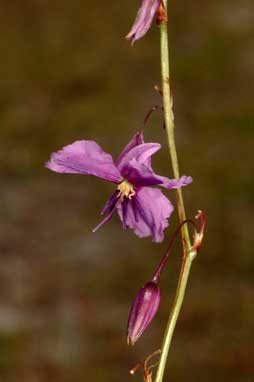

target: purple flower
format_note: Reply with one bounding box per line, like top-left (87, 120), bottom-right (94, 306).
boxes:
top-left (46, 131), bottom-right (192, 242)
top-left (127, 281), bottom-right (160, 345)
top-left (126, 0), bottom-right (161, 45)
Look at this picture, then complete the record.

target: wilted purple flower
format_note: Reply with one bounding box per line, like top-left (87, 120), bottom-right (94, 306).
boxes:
top-left (127, 281), bottom-right (160, 345)
top-left (46, 131), bottom-right (192, 242)
top-left (126, 0), bottom-right (161, 44)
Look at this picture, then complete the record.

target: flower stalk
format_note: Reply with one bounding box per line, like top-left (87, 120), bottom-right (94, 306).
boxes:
top-left (155, 1), bottom-right (198, 381)
top-left (159, 1), bottom-right (190, 248)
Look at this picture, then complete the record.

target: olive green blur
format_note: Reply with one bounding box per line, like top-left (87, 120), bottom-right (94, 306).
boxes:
top-left (0, 1), bottom-right (253, 381)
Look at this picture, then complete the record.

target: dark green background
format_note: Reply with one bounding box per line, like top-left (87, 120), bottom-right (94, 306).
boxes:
top-left (0, 1), bottom-right (253, 381)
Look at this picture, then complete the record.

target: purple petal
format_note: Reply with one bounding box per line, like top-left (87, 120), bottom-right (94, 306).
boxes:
top-left (115, 131), bottom-right (144, 167)
top-left (121, 199), bottom-right (129, 229)
top-left (118, 198), bottom-right (152, 238)
top-left (46, 140), bottom-right (122, 183)
top-left (164, 175), bottom-right (193, 189)
top-left (122, 159), bottom-right (193, 189)
top-left (117, 187), bottom-right (174, 242)
top-left (126, 0), bottom-right (161, 45)
top-left (155, 174), bottom-right (193, 190)
top-left (117, 143), bottom-right (161, 173)
top-left (121, 159), bottom-right (164, 187)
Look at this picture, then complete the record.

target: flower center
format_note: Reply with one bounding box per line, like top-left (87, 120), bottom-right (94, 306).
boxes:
top-left (117, 180), bottom-right (135, 201)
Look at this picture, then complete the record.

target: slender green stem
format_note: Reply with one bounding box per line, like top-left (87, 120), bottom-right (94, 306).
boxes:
top-left (159, 2), bottom-right (190, 249)
top-left (155, 250), bottom-right (196, 382)
top-left (155, 1), bottom-right (197, 381)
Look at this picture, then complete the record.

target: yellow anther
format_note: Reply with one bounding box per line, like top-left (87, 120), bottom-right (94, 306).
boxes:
top-left (117, 180), bottom-right (135, 201)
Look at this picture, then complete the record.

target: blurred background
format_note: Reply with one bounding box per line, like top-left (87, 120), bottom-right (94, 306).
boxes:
top-left (0, 0), bottom-right (253, 381)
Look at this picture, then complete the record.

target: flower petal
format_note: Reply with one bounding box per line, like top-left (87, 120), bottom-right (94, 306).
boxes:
top-left (163, 175), bottom-right (193, 189)
top-left (122, 159), bottom-right (164, 187)
top-left (117, 187), bottom-right (174, 242)
top-left (46, 140), bottom-right (122, 183)
top-left (117, 142), bottom-right (161, 173)
top-left (126, 0), bottom-right (161, 45)
top-left (122, 159), bottom-right (193, 189)
top-left (115, 131), bottom-right (144, 166)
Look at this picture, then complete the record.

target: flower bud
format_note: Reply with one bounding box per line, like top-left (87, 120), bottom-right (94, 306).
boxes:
top-left (127, 281), bottom-right (160, 345)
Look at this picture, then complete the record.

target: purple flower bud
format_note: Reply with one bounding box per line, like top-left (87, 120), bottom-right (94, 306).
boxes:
top-left (127, 281), bottom-right (160, 345)
top-left (126, 0), bottom-right (161, 45)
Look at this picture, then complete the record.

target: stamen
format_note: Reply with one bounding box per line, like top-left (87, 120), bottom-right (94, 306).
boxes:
top-left (93, 201), bottom-right (119, 232)
top-left (117, 180), bottom-right (135, 201)
top-left (101, 191), bottom-right (119, 216)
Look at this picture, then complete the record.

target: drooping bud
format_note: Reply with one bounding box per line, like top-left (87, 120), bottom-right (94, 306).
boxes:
top-left (127, 281), bottom-right (160, 345)
top-left (126, 0), bottom-right (161, 45)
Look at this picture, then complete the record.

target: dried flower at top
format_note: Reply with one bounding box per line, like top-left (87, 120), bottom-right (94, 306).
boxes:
top-left (126, 0), bottom-right (161, 45)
